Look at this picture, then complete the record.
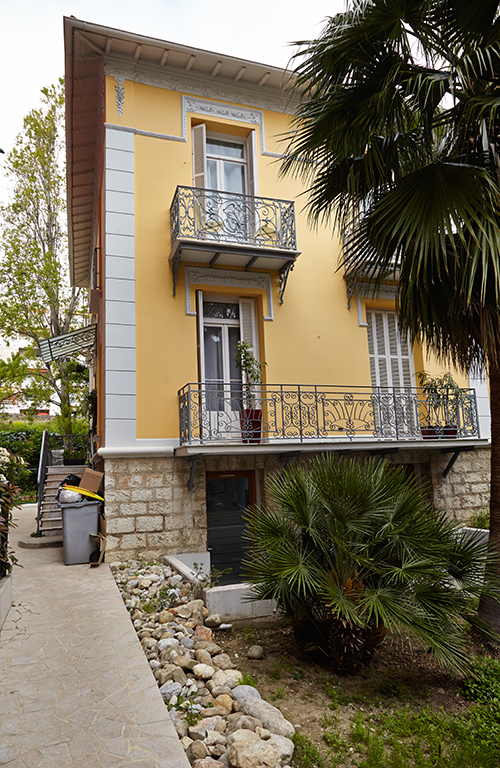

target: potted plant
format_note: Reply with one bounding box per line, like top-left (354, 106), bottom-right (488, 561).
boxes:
top-left (233, 341), bottom-right (266, 444)
top-left (417, 371), bottom-right (465, 439)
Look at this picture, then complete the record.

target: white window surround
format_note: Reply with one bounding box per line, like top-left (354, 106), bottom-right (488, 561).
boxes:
top-left (184, 266), bottom-right (273, 320)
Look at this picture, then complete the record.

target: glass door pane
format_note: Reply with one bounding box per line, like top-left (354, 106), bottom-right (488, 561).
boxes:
top-left (204, 325), bottom-right (223, 411)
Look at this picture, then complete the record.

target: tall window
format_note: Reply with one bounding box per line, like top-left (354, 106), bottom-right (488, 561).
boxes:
top-left (206, 137), bottom-right (247, 195)
top-left (366, 310), bottom-right (414, 389)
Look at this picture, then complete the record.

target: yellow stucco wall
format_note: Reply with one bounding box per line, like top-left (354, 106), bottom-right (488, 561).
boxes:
top-left (104, 76), bottom-right (460, 440)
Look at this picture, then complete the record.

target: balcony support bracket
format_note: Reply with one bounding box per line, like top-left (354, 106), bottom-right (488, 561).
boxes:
top-left (172, 250), bottom-right (182, 297)
top-left (442, 446), bottom-right (475, 478)
top-left (187, 458), bottom-right (199, 492)
top-left (346, 276), bottom-right (357, 310)
top-left (279, 261), bottom-right (295, 304)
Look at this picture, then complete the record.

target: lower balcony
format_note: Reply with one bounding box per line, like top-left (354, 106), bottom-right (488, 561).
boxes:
top-left (178, 383), bottom-right (481, 447)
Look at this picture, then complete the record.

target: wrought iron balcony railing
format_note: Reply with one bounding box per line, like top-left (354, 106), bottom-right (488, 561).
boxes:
top-left (178, 383), bottom-right (480, 445)
top-left (170, 186), bottom-right (297, 251)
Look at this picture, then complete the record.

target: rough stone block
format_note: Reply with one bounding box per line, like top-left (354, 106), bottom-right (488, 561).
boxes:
top-left (131, 488), bottom-right (154, 502)
top-left (121, 502), bottom-right (148, 516)
top-left (128, 458), bottom-right (154, 473)
top-left (118, 474), bottom-right (144, 488)
top-left (105, 535), bottom-right (120, 551)
top-left (107, 517), bottom-right (135, 534)
top-left (105, 489), bottom-right (132, 502)
top-left (121, 533), bottom-right (148, 549)
top-left (145, 474), bottom-right (164, 488)
top-left (154, 487), bottom-right (173, 501)
top-left (164, 514), bottom-right (190, 531)
top-left (136, 515), bottom-right (164, 532)
top-left (148, 530), bottom-right (184, 550)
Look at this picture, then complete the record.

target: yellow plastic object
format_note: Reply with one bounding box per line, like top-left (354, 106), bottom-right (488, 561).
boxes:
top-left (63, 484), bottom-right (104, 501)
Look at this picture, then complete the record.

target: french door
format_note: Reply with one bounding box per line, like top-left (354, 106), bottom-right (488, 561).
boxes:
top-left (366, 310), bottom-right (416, 437)
top-left (198, 293), bottom-right (258, 439)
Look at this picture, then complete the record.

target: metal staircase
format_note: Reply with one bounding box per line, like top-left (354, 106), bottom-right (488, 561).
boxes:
top-left (38, 465), bottom-right (87, 536)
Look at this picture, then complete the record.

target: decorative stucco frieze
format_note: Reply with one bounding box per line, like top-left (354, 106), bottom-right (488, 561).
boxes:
top-left (184, 266), bottom-right (273, 320)
top-left (114, 76), bottom-right (125, 117)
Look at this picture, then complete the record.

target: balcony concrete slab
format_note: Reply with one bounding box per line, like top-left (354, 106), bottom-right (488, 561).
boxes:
top-left (0, 504), bottom-right (189, 768)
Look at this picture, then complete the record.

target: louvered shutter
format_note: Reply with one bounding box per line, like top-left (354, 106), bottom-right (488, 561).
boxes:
top-left (239, 298), bottom-right (257, 355)
top-left (367, 311), bottom-right (413, 389)
top-left (192, 124), bottom-right (207, 188)
top-left (245, 130), bottom-right (258, 196)
top-left (197, 290), bottom-right (205, 383)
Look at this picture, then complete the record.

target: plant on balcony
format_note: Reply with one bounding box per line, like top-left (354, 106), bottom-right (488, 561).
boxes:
top-left (233, 341), bottom-right (267, 443)
top-left (417, 371), bottom-right (466, 439)
top-left (243, 454), bottom-right (500, 675)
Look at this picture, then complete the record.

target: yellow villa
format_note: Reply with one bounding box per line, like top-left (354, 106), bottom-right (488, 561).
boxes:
top-left (63, 17), bottom-right (491, 577)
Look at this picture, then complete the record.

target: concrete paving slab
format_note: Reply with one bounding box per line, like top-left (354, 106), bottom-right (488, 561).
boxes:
top-left (0, 504), bottom-right (190, 768)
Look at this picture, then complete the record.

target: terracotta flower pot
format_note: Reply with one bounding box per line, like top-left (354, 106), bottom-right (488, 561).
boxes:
top-left (240, 408), bottom-right (262, 444)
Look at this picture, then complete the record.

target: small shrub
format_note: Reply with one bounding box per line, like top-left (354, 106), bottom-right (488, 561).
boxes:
top-left (240, 672), bottom-right (258, 687)
top-left (469, 510), bottom-right (490, 530)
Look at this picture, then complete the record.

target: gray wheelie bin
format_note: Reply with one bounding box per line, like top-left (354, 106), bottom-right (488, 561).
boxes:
top-left (59, 498), bottom-right (100, 565)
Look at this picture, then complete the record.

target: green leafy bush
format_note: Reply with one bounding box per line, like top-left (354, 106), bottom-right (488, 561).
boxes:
top-left (243, 455), bottom-right (499, 674)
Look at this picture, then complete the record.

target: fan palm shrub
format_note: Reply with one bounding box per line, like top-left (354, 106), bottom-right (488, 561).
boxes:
top-left (243, 455), bottom-right (499, 674)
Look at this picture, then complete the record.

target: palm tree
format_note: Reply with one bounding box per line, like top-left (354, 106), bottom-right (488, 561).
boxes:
top-left (243, 455), bottom-right (498, 673)
top-left (282, 0), bottom-right (500, 632)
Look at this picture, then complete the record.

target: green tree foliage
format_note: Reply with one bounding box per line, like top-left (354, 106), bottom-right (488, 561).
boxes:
top-left (282, 0), bottom-right (500, 632)
top-left (243, 456), bottom-right (499, 674)
top-left (0, 80), bottom-right (88, 432)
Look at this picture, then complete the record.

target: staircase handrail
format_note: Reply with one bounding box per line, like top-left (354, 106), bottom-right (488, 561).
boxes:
top-left (36, 430), bottom-right (52, 534)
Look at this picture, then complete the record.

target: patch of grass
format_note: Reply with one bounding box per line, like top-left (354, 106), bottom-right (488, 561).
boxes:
top-left (292, 732), bottom-right (326, 768)
top-left (141, 599), bottom-right (158, 613)
top-left (240, 672), bottom-right (258, 687)
top-left (324, 679), bottom-right (350, 708)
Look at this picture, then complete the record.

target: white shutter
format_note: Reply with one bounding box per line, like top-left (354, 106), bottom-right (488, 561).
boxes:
top-left (239, 298), bottom-right (258, 356)
top-left (367, 311), bottom-right (414, 389)
top-left (245, 130), bottom-right (258, 196)
top-left (197, 290), bottom-right (205, 382)
top-left (192, 124), bottom-right (207, 188)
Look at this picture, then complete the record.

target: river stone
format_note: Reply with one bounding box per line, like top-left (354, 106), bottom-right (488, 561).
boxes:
top-left (187, 740), bottom-right (208, 762)
top-left (200, 705), bottom-right (227, 718)
top-left (209, 685), bottom-right (233, 698)
top-left (226, 715), bottom-right (264, 735)
top-left (268, 734), bottom-right (295, 767)
top-left (212, 653), bottom-right (234, 670)
top-left (239, 698), bottom-right (295, 739)
top-left (193, 663), bottom-right (215, 680)
top-left (226, 729), bottom-right (260, 747)
top-left (181, 636), bottom-right (195, 650)
top-left (172, 667), bottom-right (188, 685)
top-left (195, 649), bottom-right (213, 666)
top-left (158, 637), bottom-right (180, 652)
top-left (154, 666), bottom-right (176, 685)
top-left (247, 645), bottom-right (265, 660)
top-left (224, 670), bottom-right (243, 686)
top-left (181, 736), bottom-right (193, 750)
top-left (192, 640), bottom-right (222, 655)
top-left (175, 719), bottom-right (189, 738)
top-left (149, 659), bottom-right (161, 669)
top-left (195, 626), bottom-right (213, 641)
top-left (192, 759), bottom-right (225, 768)
top-left (174, 655), bottom-right (197, 670)
top-left (205, 613), bottom-right (222, 628)
top-left (232, 685), bottom-right (261, 701)
top-left (159, 681), bottom-right (182, 700)
top-left (214, 694), bottom-right (233, 714)
top-left (228, 738), bottom-right (279, 768)
top-left (204, 730), bottom-right (226, 747)
top-left (158, 610), bottom-right (174, 623)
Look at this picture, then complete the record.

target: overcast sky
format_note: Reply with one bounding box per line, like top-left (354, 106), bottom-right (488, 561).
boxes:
top-left (0, 0), bottom-right (345, 202)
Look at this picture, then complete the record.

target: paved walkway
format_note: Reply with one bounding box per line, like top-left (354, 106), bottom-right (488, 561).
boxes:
top-left (0, 504), bottom-right (189, 768)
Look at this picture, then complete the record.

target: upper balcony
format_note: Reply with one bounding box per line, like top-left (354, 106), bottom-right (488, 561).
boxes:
top-left (169, 186), bottom-right (300, 298)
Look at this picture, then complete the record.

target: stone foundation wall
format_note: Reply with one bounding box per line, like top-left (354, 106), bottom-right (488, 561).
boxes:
top-left (429, 446), bottom-right (491, 523)
top-left (104, 447), bottom-right (491, 561)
